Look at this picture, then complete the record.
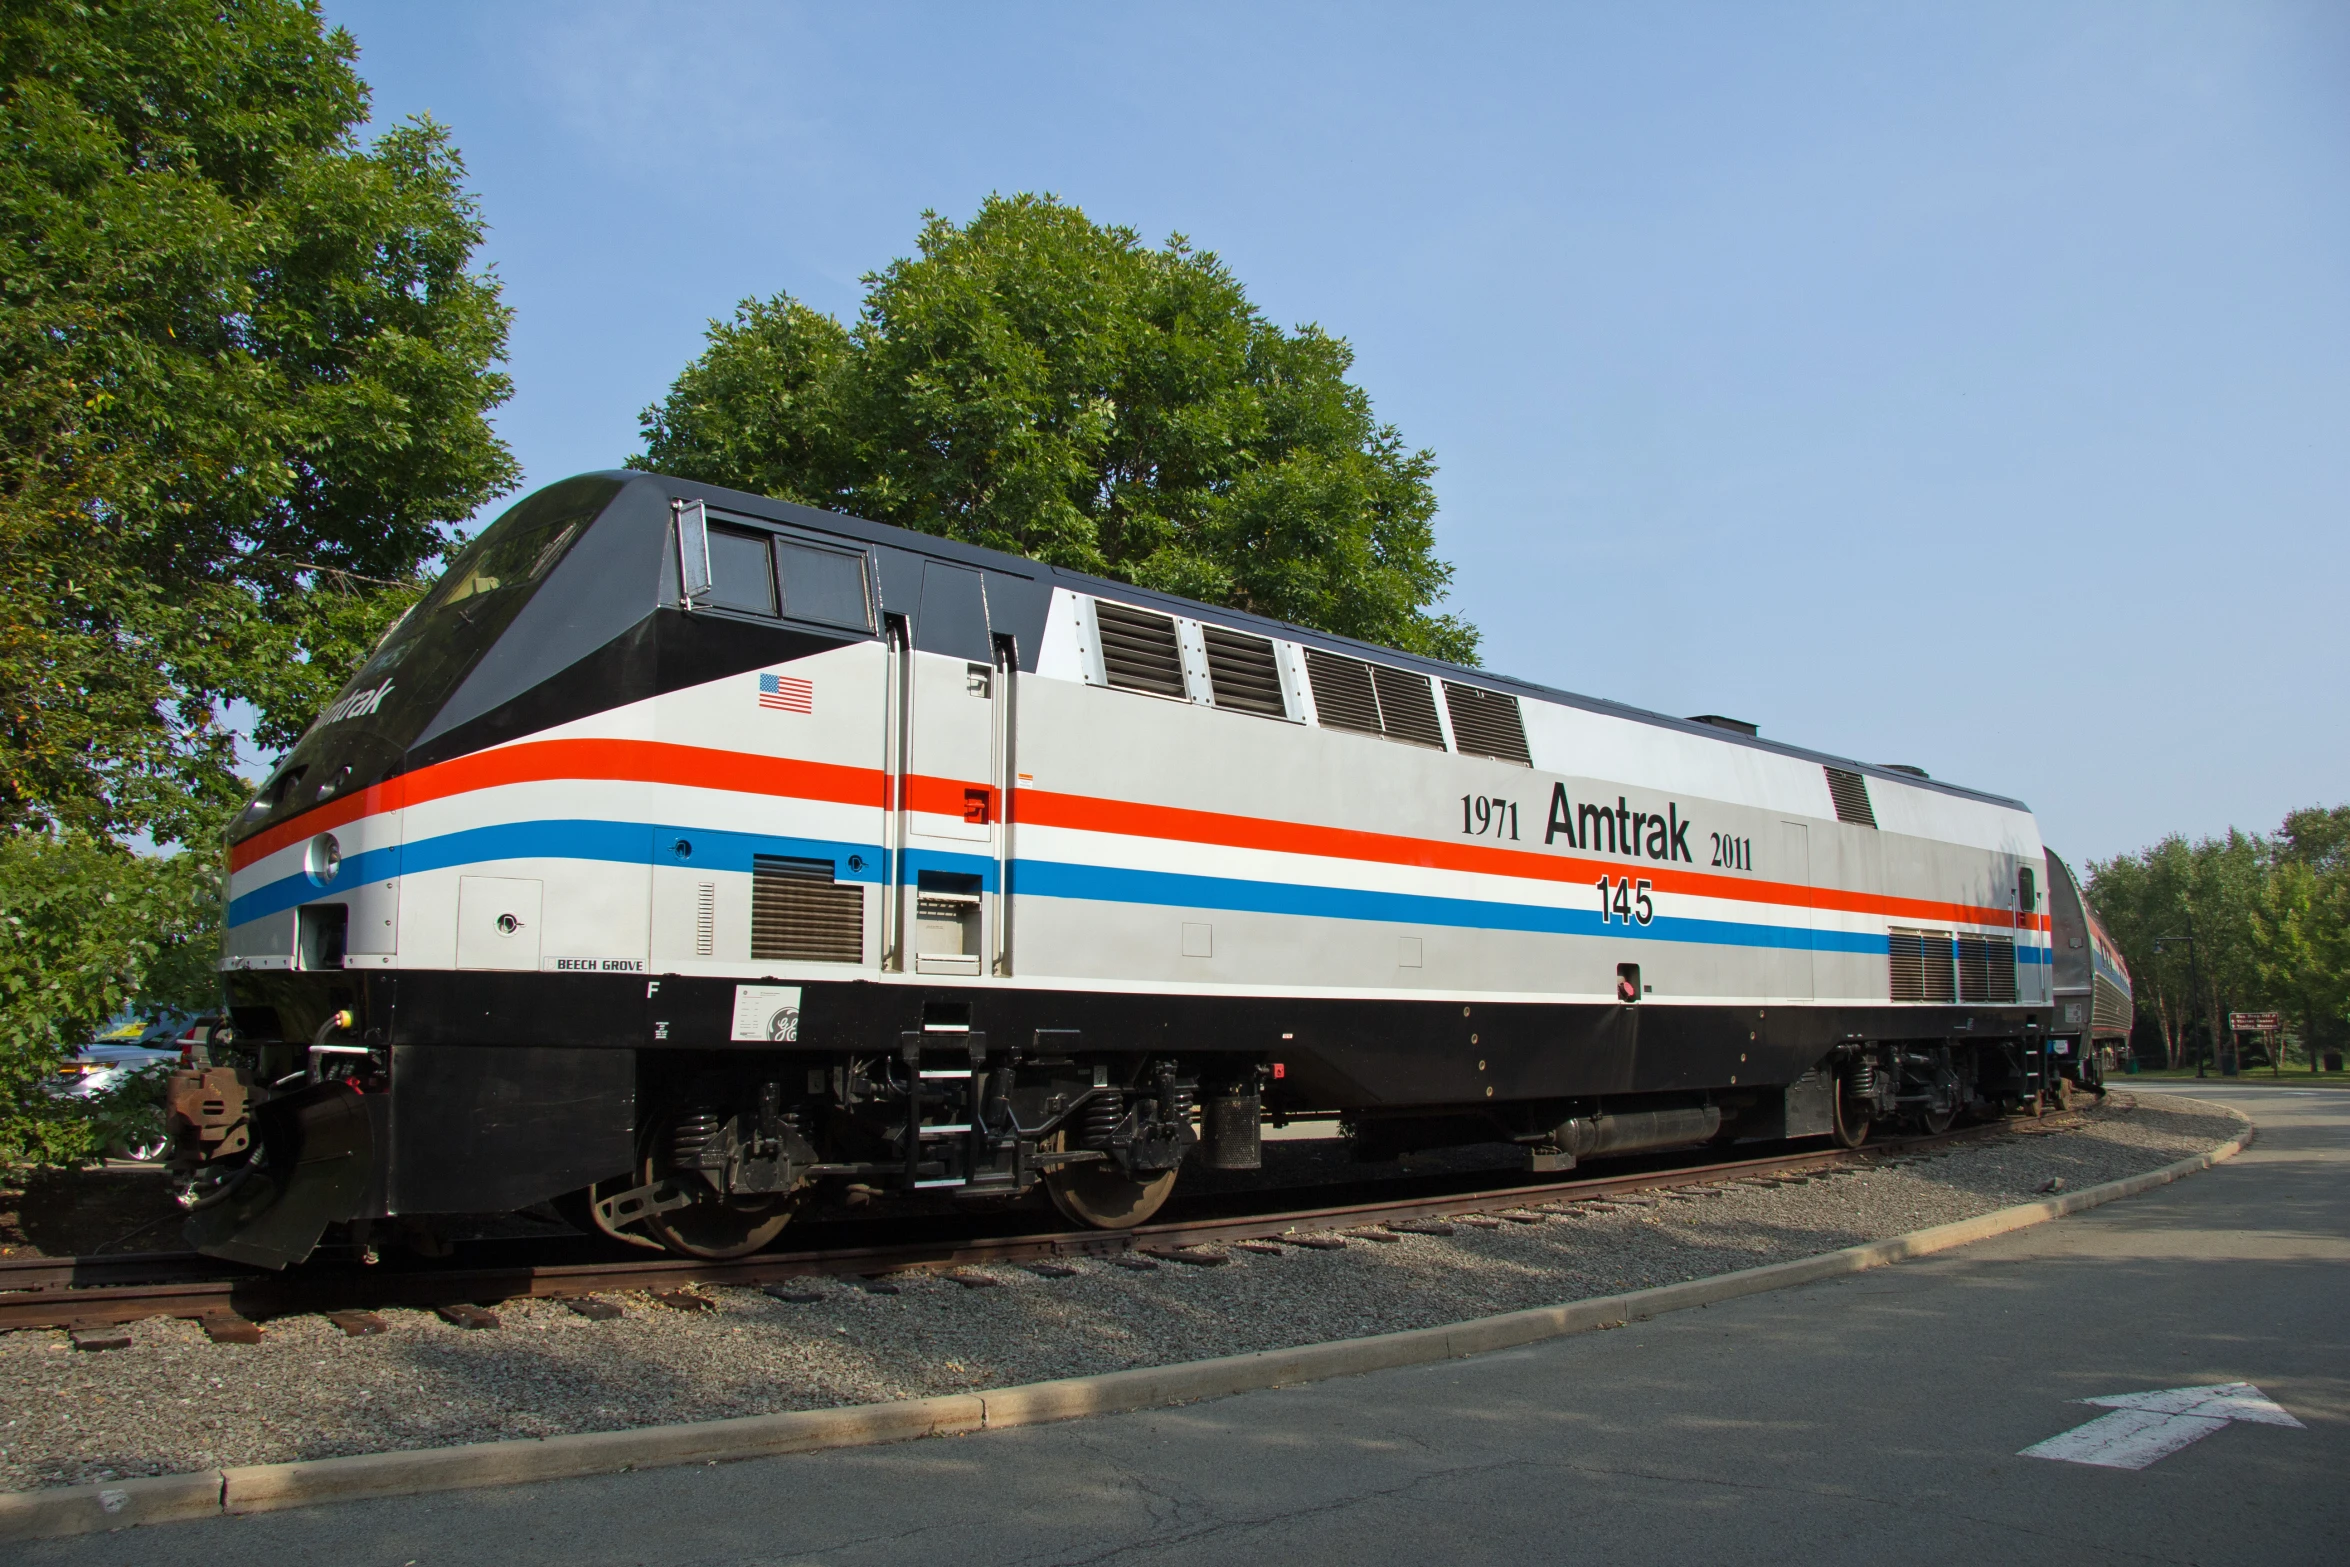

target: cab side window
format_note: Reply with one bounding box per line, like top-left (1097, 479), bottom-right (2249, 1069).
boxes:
top-left (776, 539), bottom-right (872, 631)
top-left (706, 526), bottom-right (778, 616)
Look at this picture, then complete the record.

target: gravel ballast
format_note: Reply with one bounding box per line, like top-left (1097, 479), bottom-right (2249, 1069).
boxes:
top-left (0, 1092), bottom-right (2241, 1493)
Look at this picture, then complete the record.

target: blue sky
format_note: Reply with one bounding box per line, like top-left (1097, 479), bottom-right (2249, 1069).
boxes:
top-left (324, 1), bottom-right (2348, 864)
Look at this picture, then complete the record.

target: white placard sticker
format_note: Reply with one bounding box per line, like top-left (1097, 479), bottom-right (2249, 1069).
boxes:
top-left (730, 985), bottom-right (803, 1043)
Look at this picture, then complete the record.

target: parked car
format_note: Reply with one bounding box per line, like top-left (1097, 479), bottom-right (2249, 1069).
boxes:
top-left (50, 1015), bottom-right (194, 1161)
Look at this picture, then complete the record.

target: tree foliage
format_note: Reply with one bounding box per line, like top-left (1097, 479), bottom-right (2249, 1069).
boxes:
top-left (0, 2), bottom-right (516, 1161)
top-left (2089, 806), bottom-right (2350, 1070)
top-left (638, 194), bottom-right (1478, 662)
top-left (0, 830), bottom-right (219, 1163)
top-left (0, 0), bottom-right (516, 847)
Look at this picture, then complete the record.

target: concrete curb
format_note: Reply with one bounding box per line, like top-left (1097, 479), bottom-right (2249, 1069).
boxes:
top-left (0, 1109), bottom-right (2252, 1541)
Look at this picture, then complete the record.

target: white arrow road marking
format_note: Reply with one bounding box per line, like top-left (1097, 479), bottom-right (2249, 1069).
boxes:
top-left (2020, 1382), bottom-right (2304, 1470)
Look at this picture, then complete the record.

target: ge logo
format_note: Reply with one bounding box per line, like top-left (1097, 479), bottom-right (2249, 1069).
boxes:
top-left (767, 1007), bottom-right (800, 1043)
top-left (495, 912), bottom-right (524, 936)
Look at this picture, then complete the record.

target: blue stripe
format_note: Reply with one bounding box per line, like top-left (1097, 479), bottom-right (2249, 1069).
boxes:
top-left (228, 816), bottom-right (2038, 965)
top-left (227, 843), bottom-right (406, 927)
top-left (1013, 859), bottom-right (1889, 954)
top-left (228, 819), bottom-right (895, 927)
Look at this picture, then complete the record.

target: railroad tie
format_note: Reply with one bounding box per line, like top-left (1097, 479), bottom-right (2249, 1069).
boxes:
top-left (1138, 1246), bottom-right (1229, 1267)
top-left (434, 1303), bottom-right (500, 1330)
top-left (200, 1312), bottom-right (262, 1344)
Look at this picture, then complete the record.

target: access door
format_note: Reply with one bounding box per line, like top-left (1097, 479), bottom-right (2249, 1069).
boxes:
top-left (901, 562), bottom-right (998, 976)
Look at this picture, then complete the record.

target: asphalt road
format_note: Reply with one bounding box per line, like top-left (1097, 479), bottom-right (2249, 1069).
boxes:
top-left (29, 1084), bottom-right (2347, 1567)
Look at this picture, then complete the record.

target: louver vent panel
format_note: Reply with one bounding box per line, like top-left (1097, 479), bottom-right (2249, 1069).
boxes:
top-left (751, 856), bottom-right (864, 964)
top-left (1372, 667), bottom-right (1446, 749)
top-left (1093, 601), bottom-right (1186, 698)
top-left (1956, 934), bottom-right (2017, 1004)
top-left (2092, 974), bottom-right (2132, 1035)
top-left (1889, 929), bottom-right (1956, 1002)
top-left (1825, 767), bottom-right (1878, 828)
top-left (1443, 682), bottom-right (1532, 765)
top-left (1305, 649), bottom-right (1382, 735)
top-left (1202, 626), bottom-right (1287, 717)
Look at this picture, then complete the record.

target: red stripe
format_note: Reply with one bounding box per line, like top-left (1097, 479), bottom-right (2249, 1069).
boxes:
top-left (1012, 788), bottom-right (2042, 931)
top-left (229, 740), bottom-right (889, 871)
top-left (231, 739), bottom-right (2045, 934)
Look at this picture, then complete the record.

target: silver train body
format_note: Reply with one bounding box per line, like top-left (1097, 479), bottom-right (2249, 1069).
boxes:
top-left (177, 471), bottom-right (2119, 1265)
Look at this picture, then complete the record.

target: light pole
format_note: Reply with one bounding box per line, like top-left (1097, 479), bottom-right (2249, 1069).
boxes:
top-left (2156, 928), bottom-right (2205, 1077)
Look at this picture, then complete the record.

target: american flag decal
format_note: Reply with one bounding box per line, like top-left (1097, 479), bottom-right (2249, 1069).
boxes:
top-left (758, 672), bottom-right (814, 713)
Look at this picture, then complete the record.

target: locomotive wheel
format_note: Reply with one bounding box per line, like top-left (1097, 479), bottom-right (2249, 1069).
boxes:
top-left (1043, 1162), bottom-right (1177, 1229)
top-left (635, 1146), bottom-right (800, 1260)
top-left (1828, 1070), bottom-right (1872, 1149)
top-left (1914, 1101), bottom-right (1957, 1135)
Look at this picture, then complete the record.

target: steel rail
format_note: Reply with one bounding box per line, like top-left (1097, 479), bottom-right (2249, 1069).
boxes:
top-left (0, 1112), bottom-right (2088, 1335)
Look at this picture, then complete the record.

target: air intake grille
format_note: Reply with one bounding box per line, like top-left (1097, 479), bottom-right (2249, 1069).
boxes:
top-left (1093, 601), bottom-right (1186, 698)
top-left (1202, 626), bottom-right (1287, 716)
top-left (1443, 682), bottom-right (1531, 764)
top-left (1957, 934), bottom-right (2017, 1004)
top-left (1372, 666), bottom-right (1445, 749)
top-left (1304, 649), bottom-right (1382, 735)
top-left (1825, 767), bottom-right (1877, 828)
top-left (2092, 973), bottom-right (2132, 1035)
top-left (1889, 928), bottom-right (1956, 1002)
top-left (751, 856), bottom-right (864, 964)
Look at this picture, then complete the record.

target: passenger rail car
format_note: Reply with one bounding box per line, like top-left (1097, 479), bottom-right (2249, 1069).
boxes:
top-left (174, 472), bottom-right (2108, 1266)
top-left (2045, 851), bottom-right (2134, 1096)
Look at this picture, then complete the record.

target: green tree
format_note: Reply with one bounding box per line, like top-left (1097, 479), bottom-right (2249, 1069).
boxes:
top-left (638, 194), bottom-right (1478, 662)
top-left (0, 1), bottom-right (516, 1161)
top-left (0, 0), bottom-right (516, 846)
top-left (2091, 840), bottom-right (2195, 1067)
top-left (0, 831), bottom-right (219, 1162)
top-left (2091, 810), bottom-right (2350, 1073)
top-left (2257, 805), bottom-right (2350, 1066)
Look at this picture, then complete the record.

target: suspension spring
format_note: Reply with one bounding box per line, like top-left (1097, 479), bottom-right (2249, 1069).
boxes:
top-left (1079, 1093), bottom-right (1125, 1149)
top-left (1847, 1058), bottom-right (1878, 1099)
top-left (668, 1107), bottom-right (722, 1172)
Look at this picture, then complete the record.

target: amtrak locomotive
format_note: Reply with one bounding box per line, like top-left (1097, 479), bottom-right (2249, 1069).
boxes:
top-left (170, 471), bottom-right (2132, 1266)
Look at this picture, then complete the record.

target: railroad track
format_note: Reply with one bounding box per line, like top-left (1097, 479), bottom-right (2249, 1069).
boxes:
top-left (0, 1111), bottom-right (2090, 1336)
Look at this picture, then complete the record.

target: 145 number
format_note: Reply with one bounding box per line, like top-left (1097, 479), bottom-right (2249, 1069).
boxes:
top-left (1596, 874), bottom-right (1654, 926)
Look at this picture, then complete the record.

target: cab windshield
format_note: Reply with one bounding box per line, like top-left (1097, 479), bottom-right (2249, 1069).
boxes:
top-left (234, 476), bottom-right (621, 837)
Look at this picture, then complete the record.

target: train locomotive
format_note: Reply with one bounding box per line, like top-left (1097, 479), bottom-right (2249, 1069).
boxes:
top-left (169, 471), bottom-right (2133, 1267)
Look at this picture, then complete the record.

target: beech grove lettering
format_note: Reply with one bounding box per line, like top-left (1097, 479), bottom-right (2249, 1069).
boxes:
top-left (1542, 782), bottom-right (1695, 863)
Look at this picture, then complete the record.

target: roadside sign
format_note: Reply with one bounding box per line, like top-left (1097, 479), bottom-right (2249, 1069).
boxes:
top-left (2229, 1012), bottom-right (2282, 1032)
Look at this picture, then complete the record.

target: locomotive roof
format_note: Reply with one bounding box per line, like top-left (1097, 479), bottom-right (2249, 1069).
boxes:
top-left (617, 470), bottom-right (2029, 814)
